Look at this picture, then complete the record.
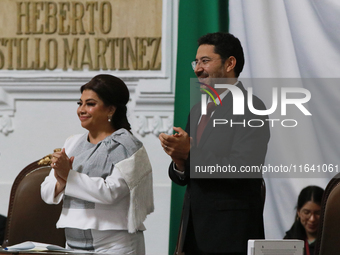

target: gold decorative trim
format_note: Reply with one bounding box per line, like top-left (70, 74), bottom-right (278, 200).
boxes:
top-left (38, 148), bottom-right (61, 166)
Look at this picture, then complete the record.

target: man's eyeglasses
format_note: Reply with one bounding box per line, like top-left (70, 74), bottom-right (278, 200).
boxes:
top-left (191, 58), bottom-right (221, 70)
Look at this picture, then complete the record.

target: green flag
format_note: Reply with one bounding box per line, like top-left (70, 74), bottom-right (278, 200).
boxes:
top-left (169, 1), bottom-right (229, 254)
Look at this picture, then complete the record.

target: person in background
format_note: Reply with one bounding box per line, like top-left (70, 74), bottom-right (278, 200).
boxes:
top-left (41, 74), bottom-right (154, 254)
top-left (284, 185), bottom-right (324, 255)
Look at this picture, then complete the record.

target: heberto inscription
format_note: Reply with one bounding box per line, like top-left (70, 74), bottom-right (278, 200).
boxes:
top-left (0, 0), bottom-right (162, 71)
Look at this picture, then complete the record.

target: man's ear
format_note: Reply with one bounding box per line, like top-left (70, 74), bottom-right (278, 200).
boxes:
top-left (225, 56), bottom-right (237, 73)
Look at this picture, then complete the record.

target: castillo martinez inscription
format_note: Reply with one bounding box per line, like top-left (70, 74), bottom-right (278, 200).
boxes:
top-left (0, 0), bottom-right (162, 71)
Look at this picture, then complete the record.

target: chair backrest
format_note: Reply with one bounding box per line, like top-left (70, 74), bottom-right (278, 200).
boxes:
top-left (2, 158), bottom-right (65, 247)
top-left (314, 173), bottom-right (340, 255)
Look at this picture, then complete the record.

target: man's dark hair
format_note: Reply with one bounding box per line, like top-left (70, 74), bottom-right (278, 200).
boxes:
top-left (197, 32), bottom-right (245, 77)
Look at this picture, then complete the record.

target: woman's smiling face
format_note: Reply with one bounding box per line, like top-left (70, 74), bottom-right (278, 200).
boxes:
top-left (77, 89), bottom-right (114, 133)
top-left (297, 201), bottom-right (321, 238)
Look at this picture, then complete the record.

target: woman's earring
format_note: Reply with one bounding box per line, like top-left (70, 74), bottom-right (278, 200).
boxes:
top-left (108, 115), bottom-right (112, 122)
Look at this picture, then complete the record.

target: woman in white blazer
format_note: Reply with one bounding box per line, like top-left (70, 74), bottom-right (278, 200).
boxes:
top-left (41, 74), bottom-right (154, 254)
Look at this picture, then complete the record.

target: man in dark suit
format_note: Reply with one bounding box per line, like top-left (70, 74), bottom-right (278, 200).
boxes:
top-left (159, 32), bottom-right (270, 255)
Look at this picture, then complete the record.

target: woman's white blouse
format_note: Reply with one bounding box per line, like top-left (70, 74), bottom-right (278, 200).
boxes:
top-left (41, 133), bottom-right (147, 231)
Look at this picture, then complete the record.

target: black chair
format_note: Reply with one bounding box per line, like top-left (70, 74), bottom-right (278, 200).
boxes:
top-left (314, 173), bottom-right (340, 255)
top-left (2, 155), bottom-right (65, 248)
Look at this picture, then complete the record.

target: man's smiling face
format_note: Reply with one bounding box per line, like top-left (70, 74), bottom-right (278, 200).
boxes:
top-left (194, 44), bottom-right (227, 88)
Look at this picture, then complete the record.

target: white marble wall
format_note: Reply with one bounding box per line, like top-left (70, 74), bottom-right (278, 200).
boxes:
top-left (0, 1), bottom-right (178, 254)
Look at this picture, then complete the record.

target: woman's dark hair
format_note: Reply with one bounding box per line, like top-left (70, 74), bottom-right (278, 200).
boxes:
top-left (297, 185), bottom-right (324, 211)
top-left (81, 74), bottom-right (131, 131)
top-left (284, 185), bottom-right (324, 240)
